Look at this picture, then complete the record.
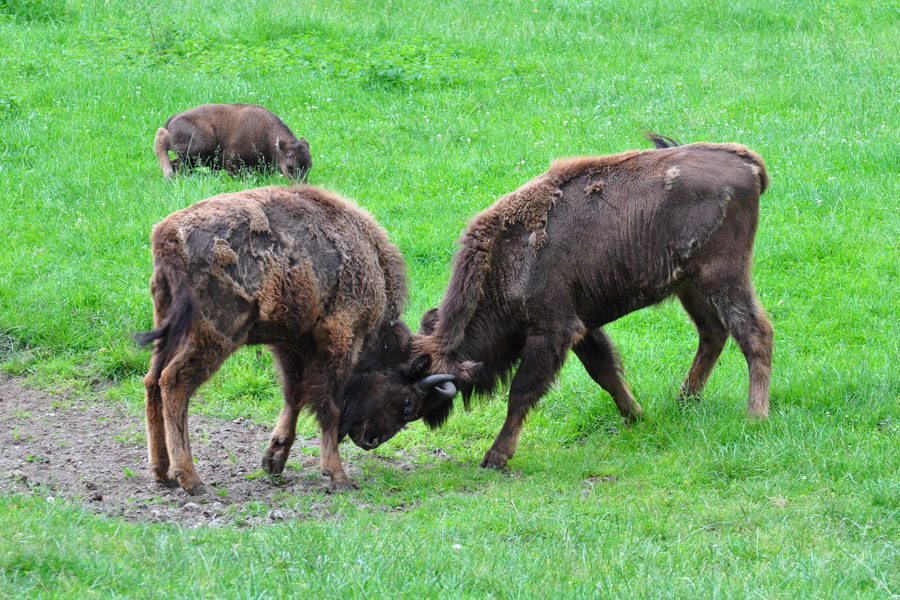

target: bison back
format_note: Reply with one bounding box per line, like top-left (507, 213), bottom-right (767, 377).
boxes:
top-left (152, 186), bottom-right (405, 344)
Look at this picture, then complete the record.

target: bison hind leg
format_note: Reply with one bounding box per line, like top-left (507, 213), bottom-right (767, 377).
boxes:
top-left (144, 366), bottom-right (178, 488)
top-left (158, 334), bottom-right (232, 495)
top-left (154, 127), bottom-right (176, 179)
top-left (692, 276), bottom-right (773, 419)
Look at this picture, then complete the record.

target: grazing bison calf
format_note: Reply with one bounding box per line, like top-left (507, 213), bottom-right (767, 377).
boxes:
top-left (354, 136), bottom-right (774, 470)
top-left (153, 103), bottom-right (312, 181)
top-left (137, 185), bottom-right (455, 494)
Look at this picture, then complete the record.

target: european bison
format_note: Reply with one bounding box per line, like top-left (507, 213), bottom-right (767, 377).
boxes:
top-left (153, 103), bottom-right (312, 181)
top-left (358, 135), bottom-right (774, 470)
top-left (137, 185), bottom-right (455, 494)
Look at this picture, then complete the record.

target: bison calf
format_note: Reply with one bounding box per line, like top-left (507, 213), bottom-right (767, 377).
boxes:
top-left (153, 103), bottom-right (312, 181)
top-left (137, 185), bottom-right (455, 494)
top-left (353, 135), bottom-right (774, 470)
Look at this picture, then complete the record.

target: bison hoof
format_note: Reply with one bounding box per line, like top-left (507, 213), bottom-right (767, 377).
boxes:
top-left (625, 405), bottom-right (645, 424)
top-left (183, 483), bottom-right (207, 496)
top-left (746, 409), bottom-right (769, 422)
top-left (262, 448), bottom-right (289, 475)
top-left (676, 392), bottom-right (702, 406)
top-left (155, 476), bottom-right (180, 489)
top-left (479, 452), bottom-right (509, 470)
top-left (151, 466), bottom-right (179, 488)
top-left (326, 478), bottom-right (358, 493)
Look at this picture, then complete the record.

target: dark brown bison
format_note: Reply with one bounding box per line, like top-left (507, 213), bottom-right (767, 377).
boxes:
top-left (136, 185), bottom-right (455, 494)
top-left (356, 135), bottom-right (774, 470)
top-left (153, 103), bottom-right (312, 181)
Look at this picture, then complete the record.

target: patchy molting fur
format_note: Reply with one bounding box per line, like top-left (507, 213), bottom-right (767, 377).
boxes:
top-left (137, 185), bottom-right (428, 494)
top-left (410, 137), bottom-right (773, 467)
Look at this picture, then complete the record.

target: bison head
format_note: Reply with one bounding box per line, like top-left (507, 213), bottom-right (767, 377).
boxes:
top-left (340, 319), bottom-right (457, 450)
top-left (276, 136), bottom-right (312, 182)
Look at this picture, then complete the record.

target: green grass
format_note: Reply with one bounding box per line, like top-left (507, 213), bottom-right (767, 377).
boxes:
top-left (1, 0), bottom-right (899, 597)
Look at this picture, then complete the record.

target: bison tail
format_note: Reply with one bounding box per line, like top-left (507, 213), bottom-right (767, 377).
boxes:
top-left (646, 132), bottom-right (769, 195)
top-left (746, 152), bottom-right (770, 195)
top-left (154, 127), bottom-right (175, 179)
top-left (135, 262), bottom-right (199, 380)
top-left (644, 132), bottom-right (681, 149)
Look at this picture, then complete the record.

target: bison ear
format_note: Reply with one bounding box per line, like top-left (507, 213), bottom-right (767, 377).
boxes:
top-left (276, 136), bottom-right (286, 152)
top-left (299, 136), bottom-right (309, 147)
top-left (403, 353), bottom-right (431, 380)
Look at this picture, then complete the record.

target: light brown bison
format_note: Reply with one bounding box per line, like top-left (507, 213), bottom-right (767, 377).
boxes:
top-left (355, 135), bottom-right (774, 470)
top-left (137, 185), bottom-right (455, 494)
top-left (153, 103), bottom-right (312, 181)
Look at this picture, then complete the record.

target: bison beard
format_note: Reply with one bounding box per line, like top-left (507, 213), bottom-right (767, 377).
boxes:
top-left (136, 185), bottom-right (455, 494)
top-left (404, 134), bottom-right (773, 470)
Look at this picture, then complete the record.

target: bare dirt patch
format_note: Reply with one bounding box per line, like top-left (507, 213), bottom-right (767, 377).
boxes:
top-left (0, 375), bottom-right (417, 528)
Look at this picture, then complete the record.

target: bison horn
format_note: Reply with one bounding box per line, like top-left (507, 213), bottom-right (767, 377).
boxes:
top-left (432, 381), bottom-right (457, 399)
top-left (416, 374), bottom-right (457, 399)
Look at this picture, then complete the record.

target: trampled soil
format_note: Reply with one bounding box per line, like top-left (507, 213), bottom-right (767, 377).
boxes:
top-left (0, 374), bottom-right (419, 528)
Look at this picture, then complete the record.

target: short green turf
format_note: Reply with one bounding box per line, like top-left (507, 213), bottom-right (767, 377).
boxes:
top-left (1, 0), bottom-right (898, 597)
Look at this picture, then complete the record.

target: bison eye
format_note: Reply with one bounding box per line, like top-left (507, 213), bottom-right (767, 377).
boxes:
top-left (403, 396), bottom-right (413, 416)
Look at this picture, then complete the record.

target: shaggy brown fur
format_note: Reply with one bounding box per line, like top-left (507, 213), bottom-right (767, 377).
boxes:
top-left (137, 186), bottom-right (448, 494)
top-left (154, 103), bottom-right (312, 181)
top-left (372, 136), bottom-right (773, 469)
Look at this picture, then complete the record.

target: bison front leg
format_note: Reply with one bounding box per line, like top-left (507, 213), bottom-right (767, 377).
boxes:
top-left (573, 328), bottom-right (644, 423)
top-left (301, 358), bottom-right (357, 491)
top-left (314, 389), bottom-right (355, 492)
top-left (481, 331), bottom-right (569, 469)
top-left (319, 414), bottom-right (356, 492)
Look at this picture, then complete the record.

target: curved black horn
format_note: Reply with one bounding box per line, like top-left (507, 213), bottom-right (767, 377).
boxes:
top-left (416, 373), bottom-right (456, 393)
top-left (432, 380), bottom-right (457, 400)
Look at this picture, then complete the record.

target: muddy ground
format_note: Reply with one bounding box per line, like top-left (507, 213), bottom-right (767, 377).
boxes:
top-left (0, 374), bottom-right (423, 528)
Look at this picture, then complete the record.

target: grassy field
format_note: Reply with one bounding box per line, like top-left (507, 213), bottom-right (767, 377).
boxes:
top-left (1, 0), bottom-right (899, 597)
